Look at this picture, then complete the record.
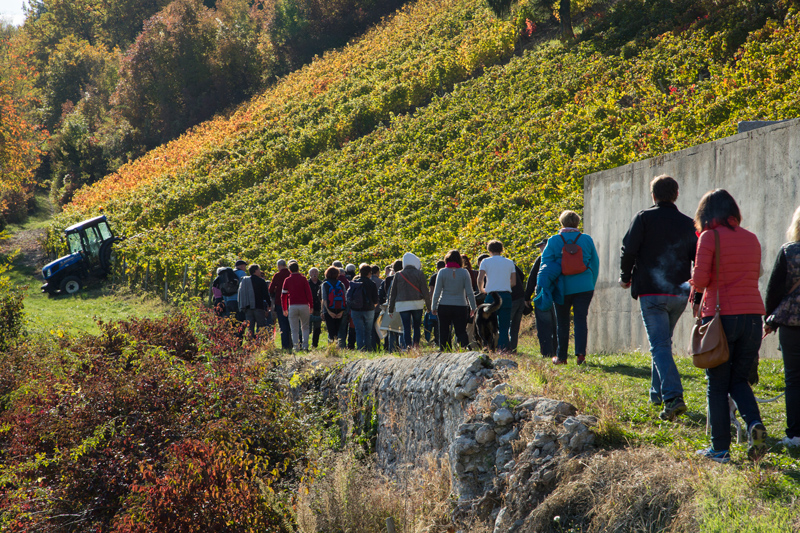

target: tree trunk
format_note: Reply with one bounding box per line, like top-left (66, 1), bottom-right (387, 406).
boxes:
top-left (560, 0), bottom-right (575, 41)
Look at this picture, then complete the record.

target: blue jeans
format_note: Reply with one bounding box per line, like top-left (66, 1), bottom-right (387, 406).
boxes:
top-left (639, 295), bottom-right (687, 404)
top-left (351, 309), bottom-right (374, 351)
top-left (555, 290), bottom-right (594, 360)
top-left (534, 305), bottom-right (557, 357)
top-left (400, 309), bottom-right (423, 349)
top-left (484, 291), bottom-right (513, 350)
top-left (275, 302), bottom-right (292, 350)
top-left (705, 314), bottom-right (763, 451)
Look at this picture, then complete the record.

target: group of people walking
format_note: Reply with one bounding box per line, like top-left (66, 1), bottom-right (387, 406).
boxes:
top-left (211, 173), bottom-right (799, 464)
top-left (618, 175), bottom-right (800, 463)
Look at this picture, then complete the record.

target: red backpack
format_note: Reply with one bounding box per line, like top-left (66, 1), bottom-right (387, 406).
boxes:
top-left (560, 233), bottom-right (587, 276)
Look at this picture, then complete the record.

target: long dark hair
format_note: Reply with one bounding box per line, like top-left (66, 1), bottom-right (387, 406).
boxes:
top-left (694, 189), bottom-right (742, 232)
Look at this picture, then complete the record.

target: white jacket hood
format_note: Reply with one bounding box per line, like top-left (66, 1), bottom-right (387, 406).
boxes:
top-left (402, 252), bottom-right (421, 270)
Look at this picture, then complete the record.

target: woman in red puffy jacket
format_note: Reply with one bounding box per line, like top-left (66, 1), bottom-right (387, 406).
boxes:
top-left (691, 189), bottom-right (766, 464)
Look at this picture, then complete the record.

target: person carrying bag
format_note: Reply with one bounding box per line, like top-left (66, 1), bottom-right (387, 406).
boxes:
top-left (691, 189), bottom-right (767, 464)
top-left (689, 230), bottom-right (729, 369)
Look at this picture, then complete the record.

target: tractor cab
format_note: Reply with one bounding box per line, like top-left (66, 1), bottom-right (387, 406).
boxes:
top-left (42, 215), bottom-right (122, 295)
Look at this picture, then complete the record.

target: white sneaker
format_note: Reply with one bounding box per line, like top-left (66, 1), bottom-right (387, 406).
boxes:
top-left (779, 436), bottom-right (800, 447)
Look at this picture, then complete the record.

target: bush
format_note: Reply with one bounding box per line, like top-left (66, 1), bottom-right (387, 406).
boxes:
top-left (0, 307), bottom-right (324, 532)
top-left (0, 258), bottom-right (24, 352)
top-left (113, 439), bottom-right (286, 533)
top-left (0, 292), bottom-right (24, 352)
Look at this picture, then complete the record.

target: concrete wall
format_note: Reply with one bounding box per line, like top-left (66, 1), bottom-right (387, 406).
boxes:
top-left (584, 118), bottom-right (800, 357)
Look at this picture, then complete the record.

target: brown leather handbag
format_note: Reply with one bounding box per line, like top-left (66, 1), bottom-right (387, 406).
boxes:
top-left (689, 230), bottom-right (730, 369)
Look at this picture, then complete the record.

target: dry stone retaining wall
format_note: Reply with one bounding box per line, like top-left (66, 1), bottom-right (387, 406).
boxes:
top-left (320, 352), bottom-right (598, 529)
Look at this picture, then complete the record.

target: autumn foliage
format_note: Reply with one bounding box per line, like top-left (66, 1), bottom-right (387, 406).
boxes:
top-left (0, 308), bottom-right (324, 531)
top-left (47, 0), bottom-right (800, 281)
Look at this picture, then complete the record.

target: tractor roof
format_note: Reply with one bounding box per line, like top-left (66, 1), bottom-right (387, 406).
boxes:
top-left (65, 215), bottom-right (108, 233)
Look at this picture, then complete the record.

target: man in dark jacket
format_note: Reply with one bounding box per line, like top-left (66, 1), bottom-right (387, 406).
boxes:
top-left (525, 239), bottom-right (556, 357)
top-left (308, 267), bottom-right (323, 349)
top-left (508, 263), bottom-right (526, 353)
top-left (269, 259), bottom-right (293, 350)
top-left (348, 263), bottom-right (380, 351)
top-left (619, 174), bottom-right (697, 421)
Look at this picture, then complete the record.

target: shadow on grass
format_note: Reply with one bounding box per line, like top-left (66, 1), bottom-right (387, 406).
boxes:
top-left (595, 362), bottom-right (651, 380)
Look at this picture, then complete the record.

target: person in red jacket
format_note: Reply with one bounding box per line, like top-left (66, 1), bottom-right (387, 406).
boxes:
top-left (281, 261), bottom-right (313, 351)
top-left (691, 189), bottom-right (767, 464)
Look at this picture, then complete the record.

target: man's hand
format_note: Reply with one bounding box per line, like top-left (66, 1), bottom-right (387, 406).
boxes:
top-left (283, 310), bottom-right (289, 317)
top-left (431, 309), bottom-right (438, 316)
top-left (619, 278), bottom-right (631, 289)
top-left (764, 323), bottom-right (775, 336)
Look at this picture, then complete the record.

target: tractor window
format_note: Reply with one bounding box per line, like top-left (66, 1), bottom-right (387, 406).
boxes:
top-left (82, 226), bottom-right (103, 259)
top-left (66, 233), bottom-right (83, 254)
top-left (97, 221), bottom-right (113, 241)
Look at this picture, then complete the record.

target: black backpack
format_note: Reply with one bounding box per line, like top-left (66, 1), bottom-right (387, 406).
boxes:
top-left (218, 267), bottom-right (240, 296)
top-left (346, 281), bottom-right (370, 310)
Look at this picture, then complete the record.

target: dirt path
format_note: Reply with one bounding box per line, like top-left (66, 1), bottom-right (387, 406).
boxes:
top-left (1, 193), bottom-right (55, 278)
top-left (1, 227), bottom-right (47, 272)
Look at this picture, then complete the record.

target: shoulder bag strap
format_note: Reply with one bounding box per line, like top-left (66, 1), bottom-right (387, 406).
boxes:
top-left (399, 272), bottom-right (423, 294)
top-left (788, 277), bottom-right (800, 296)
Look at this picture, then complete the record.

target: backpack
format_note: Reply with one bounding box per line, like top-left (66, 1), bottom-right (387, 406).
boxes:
top-left (560, 233), bottom-right (587, 276)
top-left (346, 281), bottom-right (370, 310)
top-left (325, 280), bottom-right (346, 311)
top-left (219, 267), bottom-right (240, 296)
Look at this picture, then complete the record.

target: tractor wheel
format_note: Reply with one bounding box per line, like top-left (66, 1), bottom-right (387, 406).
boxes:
top-left (99, 241), bottom-right (116, 274)
top-left (60, 276), bottom-right (82, 295)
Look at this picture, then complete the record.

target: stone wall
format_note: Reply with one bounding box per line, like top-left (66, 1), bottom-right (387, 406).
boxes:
top-left (584, 118), bottom-right (800, 357)
top-left (320, 351), bottom-right (597, 524)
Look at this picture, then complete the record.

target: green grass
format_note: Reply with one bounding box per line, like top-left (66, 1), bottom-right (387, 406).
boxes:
top-left (1, 195), bottom-right (168, 335)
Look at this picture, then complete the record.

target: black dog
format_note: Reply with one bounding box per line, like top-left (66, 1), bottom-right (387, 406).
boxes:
top-left (474, 291), bottom-right (502, 351)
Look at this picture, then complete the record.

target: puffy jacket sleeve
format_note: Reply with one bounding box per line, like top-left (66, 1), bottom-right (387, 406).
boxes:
top-left (537, 237), bottom-right (560, 292)
top-left (765, 247), bottom-right (788, 317)
top-left (420, 271), bottom-right (432, 310)
top-left (692, 230), bottom-right (714, 290)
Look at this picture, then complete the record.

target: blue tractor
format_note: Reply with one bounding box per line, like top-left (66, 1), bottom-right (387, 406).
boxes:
top-left (41, 215), bottom-right (123, 295)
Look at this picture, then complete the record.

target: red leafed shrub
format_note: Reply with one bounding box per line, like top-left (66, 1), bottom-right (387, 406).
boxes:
top-left (112, 439), bottom-right (285, 533)
top-left (0, 306), bottom-right (318, 532)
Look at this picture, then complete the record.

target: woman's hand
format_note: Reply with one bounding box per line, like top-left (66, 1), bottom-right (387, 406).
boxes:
top-left (764, 323), bottom-right (774, 335)
top-left (431, 309), bottom-right (438, 316)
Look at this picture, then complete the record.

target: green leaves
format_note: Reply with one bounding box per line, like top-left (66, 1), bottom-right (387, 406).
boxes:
top-left (51, 1), bottom-right (800, 283)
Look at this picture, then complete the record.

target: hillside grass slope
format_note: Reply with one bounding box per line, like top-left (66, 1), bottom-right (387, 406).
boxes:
top-left (50, 0), bottom-right (800, 280)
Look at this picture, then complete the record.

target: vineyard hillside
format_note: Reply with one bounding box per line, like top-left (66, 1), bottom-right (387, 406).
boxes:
top-left (51, 0), bottom-right (800, 282)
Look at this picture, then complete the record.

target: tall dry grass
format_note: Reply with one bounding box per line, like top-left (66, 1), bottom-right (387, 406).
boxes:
top-left (296, 446), bottom-right (454, 533)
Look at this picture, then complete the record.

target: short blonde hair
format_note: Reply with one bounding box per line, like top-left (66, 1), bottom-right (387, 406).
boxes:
top-left (559, 210), bottom-right (581, 229)
top-left (788, 206), bottom-right (800, 243)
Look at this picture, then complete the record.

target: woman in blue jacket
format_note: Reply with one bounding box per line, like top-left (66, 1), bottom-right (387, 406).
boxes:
top-left (536, 210), bottom-right (599, 365)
